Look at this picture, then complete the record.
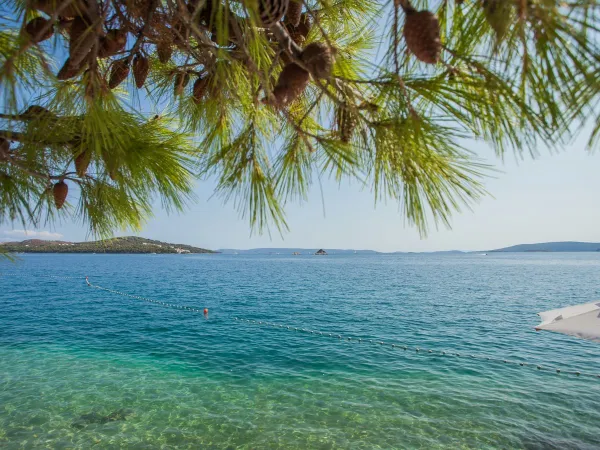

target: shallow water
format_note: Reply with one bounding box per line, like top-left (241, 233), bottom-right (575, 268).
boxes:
top-left (1, 253), bottom-right (599, 449)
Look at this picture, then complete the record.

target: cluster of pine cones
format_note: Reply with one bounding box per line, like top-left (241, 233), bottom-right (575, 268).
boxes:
top-left (22, 0), bottom-right (320, 100)
top-left (23, 0), bottom-right (527, 107)
top-left (22, 0), bottom-right (458, 105)
top-left (16, 0), bottom-right (525, 209)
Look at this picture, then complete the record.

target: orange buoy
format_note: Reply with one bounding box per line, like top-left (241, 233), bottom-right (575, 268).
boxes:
top-left (203, 308), bottom-right (208, 314)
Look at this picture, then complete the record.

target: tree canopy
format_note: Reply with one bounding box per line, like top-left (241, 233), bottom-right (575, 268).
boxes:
top-left (0, 0), bottom-right (598, 239)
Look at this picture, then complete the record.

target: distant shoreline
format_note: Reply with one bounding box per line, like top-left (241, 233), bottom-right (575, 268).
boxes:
top-left (3, 239), bottom-right (600, 255)
top-left (1, 236), bottom-right (216, 255)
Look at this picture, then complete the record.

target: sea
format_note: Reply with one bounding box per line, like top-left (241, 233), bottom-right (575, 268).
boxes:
top-left (1, 252), bottom-right (599, 449)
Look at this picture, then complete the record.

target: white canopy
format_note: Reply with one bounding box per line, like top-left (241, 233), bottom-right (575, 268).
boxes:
top-left (536, 302), bottom-right (600, 343)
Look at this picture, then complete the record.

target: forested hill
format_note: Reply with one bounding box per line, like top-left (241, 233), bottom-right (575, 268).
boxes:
top-left (0, 236), bottom-right (215, 254)
top-left (490, 242), bottom-right (600, 252)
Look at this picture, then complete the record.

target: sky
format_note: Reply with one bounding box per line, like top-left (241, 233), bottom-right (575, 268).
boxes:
top-left (2, 130), bottom-right (600, 252)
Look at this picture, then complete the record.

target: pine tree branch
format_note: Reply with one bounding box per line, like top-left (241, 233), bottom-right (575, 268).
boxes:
top-left (1, 0), bottom-right (73, 72)
top-left (126, 0), bottom-right (159, 63)
top-left (0, 154), bottom-right (76, 182)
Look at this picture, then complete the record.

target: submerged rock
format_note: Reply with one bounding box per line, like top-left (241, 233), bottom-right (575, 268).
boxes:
top-left (71, 408), bottom-right (134, 429)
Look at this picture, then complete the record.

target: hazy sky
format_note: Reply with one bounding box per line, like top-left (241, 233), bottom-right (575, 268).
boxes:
top-left (2, 130), bottom-right (599, 252)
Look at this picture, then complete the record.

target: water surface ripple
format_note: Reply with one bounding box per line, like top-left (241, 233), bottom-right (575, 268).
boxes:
top-left (1, 253), bottom-right (599, 449)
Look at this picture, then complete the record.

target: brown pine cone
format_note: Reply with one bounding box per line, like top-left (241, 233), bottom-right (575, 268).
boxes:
top-left (25, 17), bottom-right (54, 43)
top-left (0, 138), bottom-right (10, 159)
top-left (156, 42), bottom-right (173, 63)
top-left (192, 76), bottom-right (209, 104)
top-left (108, 58), bottom-right (130, 89)
top-left (98, 29), bottom-right (127, 58)
top-left (31, 0), bottom-right (87, 18)
top-left (132, 54), bottom-right (150, 89)
top-left (286, 12), bottom-right (311, 46)
top-left (22, 105), bottom-right (53, 119)
top-left (100, 149), bottom-right (119, 180)
top-left (301, 42), bottom-right (333, 79)
top-left (75, 151), bottom-right (90, 177)
top-left (56, 57), bottom-right (86, 80)
top-left (483, 0), bottom-right (514, 41)
top-left (122, 0), bottom-right (151, 19)
top-left (53, 181), bottom-right (68, 209)
top-left (403, 7), bottom-right (441, 64)
top-left (69, 16), bottom-right (96, 68)
top-left (285, 0), bottom-right (302, 27)
top-left (336, 105), bottom-right (357, 143)
top-left (268, 62), bottom-right (309, 108)
top-left (259, 0), bottom-right (289, 27)
top-left (197, 0), bottom-right (215, 25)
top-left (174, 72), bottom-right (190, 96)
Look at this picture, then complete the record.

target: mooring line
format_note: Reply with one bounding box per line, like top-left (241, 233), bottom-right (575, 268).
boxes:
top-left (2, 273), bottom-right (599, 380)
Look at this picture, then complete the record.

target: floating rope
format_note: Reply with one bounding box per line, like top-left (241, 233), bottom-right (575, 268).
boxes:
top-left (0, 272), bottom-right (83, 280)
top-left (88, 280), bottom-right (205, 313)
top-left (234, 318), bottom-right (600, 380)
top-left (2, 273), bottom-right (598, 380)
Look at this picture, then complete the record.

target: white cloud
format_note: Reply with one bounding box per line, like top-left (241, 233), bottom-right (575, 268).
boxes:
top-left (1, 229), bottom-right (64, 240)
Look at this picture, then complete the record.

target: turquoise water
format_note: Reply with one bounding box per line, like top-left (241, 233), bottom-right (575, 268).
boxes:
top-left (1, 253), bottom-right (600, 449)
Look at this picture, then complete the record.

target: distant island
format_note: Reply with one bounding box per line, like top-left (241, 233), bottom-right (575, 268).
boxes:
top-left (7, 239), bottom-right (598, 255)
top-left (489, 241), bottom-right (600, 252)
top-left (219, 248), bottom-right (379, 255)
top-left (0, 236), bottom-right (215, 254)
top-left (220, 241), bottom-right (600, 254)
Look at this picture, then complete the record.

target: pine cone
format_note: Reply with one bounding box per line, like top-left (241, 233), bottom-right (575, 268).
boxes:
top-left (31, 0), bottom-right (87, 18)
top-left (84, 72), bottom-right (109, 99)
top-left (108, 58), bottom-right (130, 89)
top-left (269, 62), bottom-right (309, 108)
top-left (69, 16), bottom-right (96, 68)
top-left (483, 0), bottom-right (514, 41)
top-left (0, 138), bottom-right (10, 159)
top-left (197, 0), bottom-right (215, 25)
top-left (75, 151), bottom-right (90, 177)
top-left (133, 54), bottom-right (150, 88)
top-left (259, 0), bottom-right (289, 27)
top-left (301, 42), bottom-right (333, 79)
top-left (100, 150), bottom-right (119, 180)
top-left (403, 8), bottom-right (441, 64)
top-left (56, 57), bottom-right (86, 80)
top-left (174, 72), bottom-right (190, 96)
top-left (53, 181), bottom-right (68, 209)
top-left (25, 17), bottom-right (54, 43)
top-left (192, 76), bottom-right (209, 104)
top-left (285, 0), bottom-right (302, 27)
top-left (22, 105), bottom-right (53, 119)
top-left (122, 0), bottom-right (151, 19)
top-left (98, 29), bottom-right (127, 58)
top-left (336, 106), bottom-right (357, 143)
top-left (286, 12), bottom-right (311, 45)
top-left (156, 42), bottom-right (173, 63)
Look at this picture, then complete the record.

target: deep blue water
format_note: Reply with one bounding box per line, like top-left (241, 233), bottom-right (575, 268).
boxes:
top-left (1, 252), bottom-right (599, 449)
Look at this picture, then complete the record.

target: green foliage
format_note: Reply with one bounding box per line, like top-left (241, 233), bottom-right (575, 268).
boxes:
top-left (1, 235), bottom-right (215, 253)
top-left (0, 0), bottom-right (598, 242)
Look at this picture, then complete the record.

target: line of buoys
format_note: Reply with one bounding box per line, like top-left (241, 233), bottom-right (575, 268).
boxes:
top-left (233, 318), bottom-right (600, 380)
top-left (89, 280), bottom-right (206, 313)
top-left (0, 272), bottom-right (83, 280)
top-left (4, 272), bottom-right (598, 381)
